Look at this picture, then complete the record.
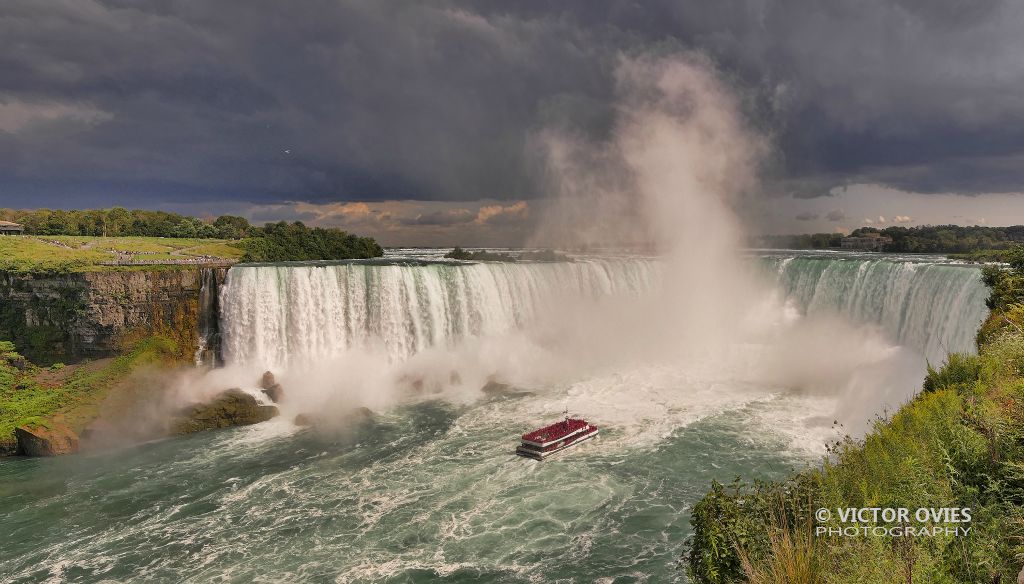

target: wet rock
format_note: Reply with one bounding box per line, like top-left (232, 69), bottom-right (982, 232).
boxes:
top-left (260, 371), bottom-right (276, 387)
top-left (15, 423), bottom-right (79, 456)
top-left (481, 380), bottom-right (510, 395)
top-left (481, 380), bottom-right (534, 398)
top-left (0, 439), bottom-right (18, 457)
top-left (169, 389), bottom-right (279, 435)
top-left (294, 413), bottom-right (314, 426)
top-left (259, 370), bottom-right (284, 403)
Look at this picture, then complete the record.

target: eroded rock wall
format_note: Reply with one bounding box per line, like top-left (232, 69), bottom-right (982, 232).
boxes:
top-left (0, 268), bottom-right (227, 363)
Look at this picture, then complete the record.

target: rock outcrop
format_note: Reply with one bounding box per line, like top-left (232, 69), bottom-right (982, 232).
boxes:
top-left (259, 371), bottom-right (284, 403)
top-left (15, 423), bottom-right (79, 456)
top-left (0, 267), bottom-right (227, 364)
top-left (169, 389), bottom-right (279, 435)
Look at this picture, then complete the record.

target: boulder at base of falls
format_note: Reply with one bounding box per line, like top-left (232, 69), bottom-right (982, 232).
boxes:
top-left (259, 371), bottom-right (284, 403)
top-left (15, 423), bottom-right (79, 456)
top-left (169, 389), bottom-right (279, 435)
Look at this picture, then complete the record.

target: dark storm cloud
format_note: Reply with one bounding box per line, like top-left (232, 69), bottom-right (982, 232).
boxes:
top-left (1, 0), bottom-right (1023, 209)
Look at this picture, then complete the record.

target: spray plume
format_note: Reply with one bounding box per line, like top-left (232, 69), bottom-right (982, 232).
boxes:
top-left (179, 52), bottom-right (932, 438)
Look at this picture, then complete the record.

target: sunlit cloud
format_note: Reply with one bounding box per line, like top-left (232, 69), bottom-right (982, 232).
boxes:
top-left (239, 199), bottom-right (534, 247)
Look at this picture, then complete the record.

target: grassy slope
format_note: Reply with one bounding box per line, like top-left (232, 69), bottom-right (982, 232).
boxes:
top-left (948, 249), bottom-right (1014, 263)
top-left (686, 316), bottom-right (1024, 581)
top-left (0, 337), bottom-right (181, 453)
top-left (0, 236), bottom-right (243, 273)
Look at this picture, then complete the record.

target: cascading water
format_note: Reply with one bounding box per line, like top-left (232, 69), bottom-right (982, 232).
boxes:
top-left (219, 258), bottom-right (660, 369)
top-left (1, 251), bottom-right (995, 584)
top-left (219, 253), bottom-right (988, 370)
top-left (194, 267), bottom-right (226, 368)
top-left (765, 254), bottom-right (988, 362)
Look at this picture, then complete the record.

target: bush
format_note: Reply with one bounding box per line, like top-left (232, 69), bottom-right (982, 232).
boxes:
top-left (923, 353), bottom-right (982, 394)
top-left (239, 221), bottom-right (383, 262)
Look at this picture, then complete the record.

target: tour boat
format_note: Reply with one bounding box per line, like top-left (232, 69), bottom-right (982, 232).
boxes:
top-left (516, 413), bottom-right (598, 460)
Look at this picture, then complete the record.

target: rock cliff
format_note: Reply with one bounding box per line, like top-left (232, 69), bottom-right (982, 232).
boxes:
top-left (0, 267), bottom-right (226, 364)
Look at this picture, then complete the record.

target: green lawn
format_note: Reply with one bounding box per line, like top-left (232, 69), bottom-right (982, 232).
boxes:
top-left (0, 235), bottom-right (243, 273)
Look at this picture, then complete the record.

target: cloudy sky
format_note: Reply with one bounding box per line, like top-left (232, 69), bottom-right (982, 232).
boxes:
top-left (2, 0), bottom-right (1024, 244)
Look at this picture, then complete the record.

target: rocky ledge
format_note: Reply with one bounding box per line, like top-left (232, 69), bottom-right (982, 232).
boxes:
top-left (13, 371), bottom-right (287, 456)
top-left (14, 422), bottom-right (79, 456)
top-left (168, 389), bottom-right (279, 435)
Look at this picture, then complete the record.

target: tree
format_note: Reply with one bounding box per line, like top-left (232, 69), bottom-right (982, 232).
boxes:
top-left (212, 215), bottom-right (251, 239)
top-left (105, 207), bottom-right (131, 237)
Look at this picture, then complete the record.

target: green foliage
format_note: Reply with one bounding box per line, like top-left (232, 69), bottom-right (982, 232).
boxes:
top-left (923, 353), bottom-right (982, 394)
top-left (0, 336), bottom-right (181, 450)
top-left (686, 476), bottom-right (821, 583)
top-left (763, 226), bottom-right (1024, 254)
top-left (239, 221), bottom-right (383, 262)
top-left (0, 207), bottom-right (252, 239)
top-left (444, 247), bottom-right (568, 262)
top-left (0, 237), bottom-right (109, 273)
top-left (757, 233), bottom-right (843, 250)
top-left (444, 247), bottom-right (517, 262)
top-left (850, 225), bottom-right (1024, 254)
top-left (0, 235), bottom-right (243, 273)
top-left (686, 329), bottom-right (1024, 583)
top-left (949, 249), bottom-right (1020, 263)
top-left (981, 246), bottom-right (1024, 311)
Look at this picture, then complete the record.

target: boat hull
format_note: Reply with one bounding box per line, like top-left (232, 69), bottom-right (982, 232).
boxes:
top-left (515, 427), bottom-right (598, 460)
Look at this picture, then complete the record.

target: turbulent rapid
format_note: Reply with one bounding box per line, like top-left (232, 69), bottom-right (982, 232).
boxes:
top-left (0, 251), bottom-right (991, 583)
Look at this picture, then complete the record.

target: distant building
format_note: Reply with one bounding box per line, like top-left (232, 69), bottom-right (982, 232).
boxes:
top-left (0, 221), bottom-right (24, 235)
top-left (841, 233), bottom-right (892, 251)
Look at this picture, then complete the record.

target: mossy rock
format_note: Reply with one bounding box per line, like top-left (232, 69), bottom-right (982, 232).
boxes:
top-left (15, 422), bottom-right (79, 456)
top-left (169, 389), bottom-right (278, 435)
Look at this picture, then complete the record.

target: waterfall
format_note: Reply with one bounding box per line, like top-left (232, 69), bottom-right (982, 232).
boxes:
top-left (219, 259), bottom-right (659, 369)
top-left (219, 254), bottom-right (990, 370)
top-left (767, 256), bottom-right (989, 362)
top-left (195, 267), bottom-right (227, 367)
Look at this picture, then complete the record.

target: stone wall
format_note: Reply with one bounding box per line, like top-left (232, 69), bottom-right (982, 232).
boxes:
top-left (0, 268), bottom-right (226, 364)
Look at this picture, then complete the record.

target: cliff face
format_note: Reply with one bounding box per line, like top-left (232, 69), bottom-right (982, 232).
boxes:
top-left (0, 268), bottom-right (226, 364)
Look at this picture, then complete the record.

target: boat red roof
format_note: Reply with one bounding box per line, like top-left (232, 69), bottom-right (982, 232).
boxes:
top-left (522, 418), bottom-right (591, 443)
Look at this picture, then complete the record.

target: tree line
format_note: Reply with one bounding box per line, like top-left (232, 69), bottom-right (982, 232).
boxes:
top-left (0, 207), bottom-right (252, 239)
top-left (0, 207), bottom-right (385, 261)
top-left (854, 225), bottom-right (1024, 253)
top-left (758, 225), bottom-right (1024, 253)
top-left (239, 221), bottom-right (383, 262)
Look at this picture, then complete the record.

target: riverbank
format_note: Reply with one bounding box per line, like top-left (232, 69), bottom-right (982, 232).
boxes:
top-left (0, 336), bottom-right (185, 456)
top-left (685, 259), bottom-right (1024, 582)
